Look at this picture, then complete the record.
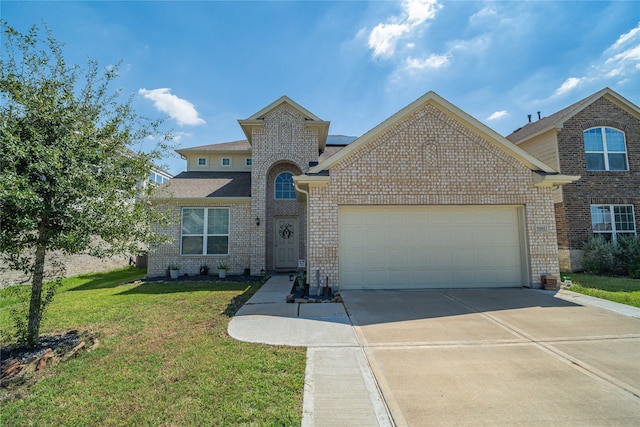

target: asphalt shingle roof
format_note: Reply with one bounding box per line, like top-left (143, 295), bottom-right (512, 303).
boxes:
top-left (154, 171), bottom-right (251, 199)
top-left (176, 140), bottom-right (251, 154)
top-left (504, 88), bottom-right (635, 145)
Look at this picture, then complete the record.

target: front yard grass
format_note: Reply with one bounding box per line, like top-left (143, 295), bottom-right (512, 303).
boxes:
top-left (565, 273), bottom-right (640, 308)
top-left (1, 267), bottom-right (306, 426)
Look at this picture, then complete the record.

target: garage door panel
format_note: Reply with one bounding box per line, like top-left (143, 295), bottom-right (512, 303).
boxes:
top-left (453, 248), bottom-right (476, 266)
top-left (362, 249), bottom-right (386, 265)
top-left (363, 270), bottom-right (388, 287)
top-left (428, 229), bottom-right (450, 245)
top-left (364, 229), bottom-right (385, 246)
top-left (386, 227), bottom-right (409, 246)
top-left (339, 206), bottom-right (525, 289)
top-left (388, 250), bottom-right (410, 267)
top-left (453, 269), bottom-right (476, 284)
top-left (431, 211), bottom-right (452, 224)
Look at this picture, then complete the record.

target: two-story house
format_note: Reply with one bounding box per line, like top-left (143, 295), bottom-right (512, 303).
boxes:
top-left (150, 92), bottom-right (577, 291)
top-left (507, 88), bottom-right (639, 272)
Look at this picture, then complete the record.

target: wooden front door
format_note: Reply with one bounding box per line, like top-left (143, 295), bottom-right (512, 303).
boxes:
top-left (275, 217), bottom-right (299, 269)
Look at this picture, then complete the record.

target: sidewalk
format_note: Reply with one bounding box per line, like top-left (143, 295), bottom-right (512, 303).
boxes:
top-left (227, 275), bottom-right (392, 426)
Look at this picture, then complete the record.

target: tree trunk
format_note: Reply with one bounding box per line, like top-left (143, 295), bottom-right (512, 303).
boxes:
top-left (26, 224), bottom-right (47, 347)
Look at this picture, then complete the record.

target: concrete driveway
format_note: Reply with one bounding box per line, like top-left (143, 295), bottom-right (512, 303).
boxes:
top-left (341, 288), bottom-right (640, 426)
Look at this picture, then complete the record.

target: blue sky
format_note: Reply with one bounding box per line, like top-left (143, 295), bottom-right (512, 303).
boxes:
top-left (3, 1), bottom-right (639, 175)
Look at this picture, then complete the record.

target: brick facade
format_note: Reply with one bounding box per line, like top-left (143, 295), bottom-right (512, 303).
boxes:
top-left (265, 162), bottom-right (307, 270)
top-left (150, 94), bottom-right (564, 288)
top-left (556, 97), bottom-right (640, 270)
top-left (248, 104), bottom-right (318, 274)
top-left (147, 200), bottom-right (252, 277)
top-left (304, 102), bottom-right (560, 289)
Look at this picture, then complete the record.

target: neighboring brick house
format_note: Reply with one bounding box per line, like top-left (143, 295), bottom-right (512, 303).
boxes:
top-left (507, 88), bottom-right (639, 272)
top-left (150, 92), bottom-right (577, 291)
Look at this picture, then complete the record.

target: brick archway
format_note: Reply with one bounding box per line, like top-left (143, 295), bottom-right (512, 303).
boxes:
top-left (265, 162), bottom-right (306, 270)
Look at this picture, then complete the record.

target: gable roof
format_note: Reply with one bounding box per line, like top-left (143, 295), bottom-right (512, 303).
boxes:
top-left (309, 91), bottom-right (557, 174)
top-left (238, 96), bottom-right (330, 150)
top-left (506, 87), bottom-right (640, 144)
top-left (176, 140), bottom-right (251, 156)
top-left (175, 135), bottom-right (353, 158)
top-left (153, 171), bottom-right (251, 199)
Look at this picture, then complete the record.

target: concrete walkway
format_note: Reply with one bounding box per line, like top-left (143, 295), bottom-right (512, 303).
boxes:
top-left (229, 276), bottom-right (640, 426)
top-left (228, 275), bottom-right (392, 426)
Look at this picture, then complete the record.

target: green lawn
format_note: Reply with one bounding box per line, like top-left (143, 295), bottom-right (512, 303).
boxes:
top-left (564, 273), bottom-right (640, 308)
top-left (1, 267), bottom-right (306, 426)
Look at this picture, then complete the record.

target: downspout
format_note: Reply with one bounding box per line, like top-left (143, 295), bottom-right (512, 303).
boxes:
top-left (295, 182), bottom-right (312, 293)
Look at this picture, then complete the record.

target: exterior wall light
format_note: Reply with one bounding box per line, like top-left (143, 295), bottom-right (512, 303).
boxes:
top-left (255, 216), bottom-right (260, 226)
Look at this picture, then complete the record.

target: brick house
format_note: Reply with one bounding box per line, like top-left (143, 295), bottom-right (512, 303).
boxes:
top-left (507, 88), bottom-right (639, 271)
top-left (149, 92), bottom-right (577, 290)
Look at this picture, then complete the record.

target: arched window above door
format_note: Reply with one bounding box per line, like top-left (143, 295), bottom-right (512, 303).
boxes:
top-left (275, 172), bottom-right (296, 199)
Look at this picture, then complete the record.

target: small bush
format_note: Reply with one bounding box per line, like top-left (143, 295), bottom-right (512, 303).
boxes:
top-left (617, 235), bottom-right (640, 278)
top-left (582, 235), bottom-right (640, 278)
top-left (582, 236), bottom-right (616, 274)
top-left (629, 262), bottom-right (640, 279)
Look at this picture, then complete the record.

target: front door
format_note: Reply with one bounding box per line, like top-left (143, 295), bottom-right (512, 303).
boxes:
top-left (275, 217), bottom-right (299, 269)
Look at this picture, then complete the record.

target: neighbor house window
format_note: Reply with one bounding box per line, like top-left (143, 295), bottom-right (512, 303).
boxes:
top-left (221, 158), bottom-right (231, 166)
top-left (149, 171), bottom-right (170, 185)
top-left (584, 127), bottom-right (628, 171)
top-left (275, 172), bottom-right (296, 199)
top-left (245, 158), bottom-right (252, 166)
top-left (181, 208), bottom-right (229, 255)
top-left (590, 204), bottom-right (636, 241)
top-left (198, 158), bottom-right (207, 166)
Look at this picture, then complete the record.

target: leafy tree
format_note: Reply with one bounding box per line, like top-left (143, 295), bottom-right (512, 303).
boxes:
top-left (0, 22), bottom-right (174, 346)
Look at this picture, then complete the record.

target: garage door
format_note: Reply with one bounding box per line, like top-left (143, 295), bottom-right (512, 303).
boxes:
top-left (339, 206), bottom-right (525, 289)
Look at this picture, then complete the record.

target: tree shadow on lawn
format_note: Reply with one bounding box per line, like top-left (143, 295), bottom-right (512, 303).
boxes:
top-left (115, 280), bottom-right (262, 316)
top-left (67, 267), bottom-right (263, 292)
top-left (116, 280), bottom-right (254, 296)
top-left (65, 267), bottom-right (147, 291)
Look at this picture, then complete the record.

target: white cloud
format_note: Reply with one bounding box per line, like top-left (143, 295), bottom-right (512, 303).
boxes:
top-left (554, 77), bottom-right (583, 96)
top-left (547, 22), bottom-right (639, 100)
top-left (469, 6), bottom-right (497, 24)
top-left (487, 110), bottom-right (508, 121)
top-left (369, 23), bottom-right (412, 57)
top-left (606, 44), bottom-right (640, 64)
top-left (612, 22), bottom-right (640, 49)
top-left (405, 0), bottom-right (441, 24)
top-left (406, 53), bottom-right (451, 70)
top-left (138, 88), bottom-right (205, 126)
top-left (367, 0), bottom-right (442, 58)
top-left (172, 131), bottom-right (192, 142)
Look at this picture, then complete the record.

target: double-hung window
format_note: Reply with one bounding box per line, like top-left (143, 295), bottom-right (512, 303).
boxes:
top-left (181, 208), bottom-right (229, 255)
top-left (584, 127), bottom-right (628, 171)
top-left (590, 204), bottom-right (636, 241)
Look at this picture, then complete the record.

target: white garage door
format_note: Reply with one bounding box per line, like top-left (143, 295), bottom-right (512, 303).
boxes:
top-left (339, 206), bottom-right (525, 289)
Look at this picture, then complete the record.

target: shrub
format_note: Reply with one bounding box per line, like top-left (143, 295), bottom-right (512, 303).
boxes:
top-left (583, 235), bottom-right (640, 278)
top-left (582, 236), bottom-right (616, 274)
top-left (617, 235), bottom-right (640, 278)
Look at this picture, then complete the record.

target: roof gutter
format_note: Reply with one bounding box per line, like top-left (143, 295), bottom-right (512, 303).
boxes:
top-left (532, 173), bottom-right (580, 187)
top-left (151, 197), bottom-right (252, 204)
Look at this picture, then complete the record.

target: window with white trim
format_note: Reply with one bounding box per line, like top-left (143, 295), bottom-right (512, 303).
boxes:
top-left (590, 204), bottom-right (636, 241)
top-left (275, 172), bottom-right (296, 199)
top-left (584, 127), bottom-right (628, 171)
top-left (245, 158), bottom-right (252, 166)
top-left (221, 158), bottom-right (231, 167)
top-left (198, 157), bottom-right (207, 166)
top-left (149, 171), bottom-right (170, 185)
top-left (181, 208), bottom-right (229, 255)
